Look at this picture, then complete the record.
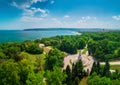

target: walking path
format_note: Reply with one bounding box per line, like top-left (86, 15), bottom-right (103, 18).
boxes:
top-left (100, 61), bottom-right (120, 65)
top-left (39, 43), bottom-right (120, 72)
top-left (80, 50), bottom-right (94, 72)
top-left (63, 53), bottom-right (79, 69)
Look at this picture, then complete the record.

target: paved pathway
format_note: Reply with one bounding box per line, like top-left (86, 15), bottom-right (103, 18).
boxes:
top-left (63, 53), bottom-right (79, 69)
top-left (63, 50), bottom-right (94, 73)
top-left (100, 61), bottom-right (120, 65)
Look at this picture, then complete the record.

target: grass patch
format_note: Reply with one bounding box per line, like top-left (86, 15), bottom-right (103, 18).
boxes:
top-left (82, 48), bottom-right (88, 54)
top-left (20, 52), bottom-right (46, 70)
top-left (83, 65), bottom-right (87, 68)
top-left (77, 50), bottom-right (80, 53)
top-left (87, 57), bottom-right (90, 61)
top-left (110, 65), bottom-right (120, 70)
top-left (101, 64), bottom-right (120, 70)
top-left (109, 59), bottom-right (120, 62)
top-left (79, 77), bottom-right (88, 85)
top-left (69, 59), bottom-right (73, 65)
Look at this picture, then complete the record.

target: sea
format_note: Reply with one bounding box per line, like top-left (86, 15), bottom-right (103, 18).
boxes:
top-left (0, 30), bottom-right (79, 43)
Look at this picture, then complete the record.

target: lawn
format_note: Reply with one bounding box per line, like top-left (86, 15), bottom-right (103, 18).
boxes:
top-left (82, 48), bottom-right (88, 54)
top-left (79, 77), bottom-right (88, 85)
top-left (101, 64), bottom-right (120, 71)
top-left (110, 65), bottom-right (120, 70)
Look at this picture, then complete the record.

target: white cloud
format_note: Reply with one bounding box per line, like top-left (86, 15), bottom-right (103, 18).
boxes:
top-left (50, 0), bottom-right (55, 4)
top-left (78, 16), bottom-right (96, 23)
top-left (20, 16), bottom-right (98, 28)
top-left (81, 16), bottom-right (91, 20)
top-left (41, 13), bottom-right (48, 17)
top-left (21, 8), bottom-right (48, 22)
top-left (32, 0), bottom-right (47, 3)
top-left (21, 16), bottom-right (43, 22)
top-left (112, 15), bottom-right (120, 20)
top-left (77, 20), bottom-right (85, 23)
top-left (11, 1), bottom-right (30, 9)
top-left (20, 15), bottom-right (112, 29)
top-left (17, 15), bottom-right (120, 29)
top-left (11, 1), bottom-right (18, 8)
top-left (64, 15), bottom-right (70, 18)
top-left (71, 16), bottom-right (98, 28)
top-left (11, 0), bottom-right (49, 23)
top-left (11, 0), bottom-right (47, 9)
top-left (23, 9), bottom-right (34, 16)
top-left (94, 17), bottom-right (97, 20)
top-left (30, 7), bottom-right (47, 14)
top-left (51, 18), bottom-right (63, 25)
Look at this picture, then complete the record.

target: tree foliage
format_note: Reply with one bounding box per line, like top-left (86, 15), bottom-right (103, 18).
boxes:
top-left (26, 71), bottom-right (45, 85)
top-left (45, 66), bottom-right (67, 85)
top-left (45, 48), bottom-right (64, 70)
top-left (0, 60), bottom-right (20, 85)
top-left (26, 44), bottom-right (43, 54)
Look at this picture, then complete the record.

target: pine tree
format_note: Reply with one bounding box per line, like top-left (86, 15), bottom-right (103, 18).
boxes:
top-left (96, 61), bottom-right (100, 75)
top-left (76, 60), bottom-right (84, 80)
top-left (65, 65), bottom-right (72, 85)
top-left (90, 62), bottom-right (97, 75)
top-left (74, 77), bottom-right (79, 85)
top-left (102, 60), bottom-right (110, 77)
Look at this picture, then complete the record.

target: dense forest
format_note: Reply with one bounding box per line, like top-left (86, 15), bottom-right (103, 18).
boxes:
top-left (0, 31), bottom-right (120, 85)
top-left (40, 31), bottom-right (120, 61)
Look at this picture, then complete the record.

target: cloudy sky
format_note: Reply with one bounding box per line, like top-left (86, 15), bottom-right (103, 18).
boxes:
top-left (0, 0), bottom-right (120, 29)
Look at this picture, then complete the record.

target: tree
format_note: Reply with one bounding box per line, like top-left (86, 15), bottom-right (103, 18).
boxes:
top-left (4, 46), bottom-right (21, 59)
top-left (76, 60), bottom-right (84, 80)
top-left (74, 77), bottom-right (79, 85)
top-left (110, 70), bottom-right (120, 80)
top-left (26, 71), bottom-right (45, 85)
top-left (90, 62), bottom-right (97, 75)
top-left (87, 72), bottom-right (111, 85)
top-left (71, 60), bottom-right (84, 84)
top-left (94, 47), bottom-right (105, 61)
top-left (102, 60), bottom-right (110, 77)
top-left (45, 66), bottom-right (67, 85)
top-left (111, 79), bottom-right (120, 85)
top-left (116, 48), bottom-right (120, 57)
top-left (26, 44), bottom-right (43, 54)
top-left (88, 41), bottom-right (98, 55)
top-left (77, 39), bottom-right (86, 49)
top-left (59, 40), bottom-right (77, 54)
top-left (18, 55), bottom-right (35, 84)
top-left (45, 49), bottom-right (64, 70)
top-left (65, 65), bottom-right (72, 85)
top-left (96, 61), bottom-right (101, 75)
top-left (0, 60), bottom-right (20, 85)
top-left (0, 52), bottom-right (7, 59)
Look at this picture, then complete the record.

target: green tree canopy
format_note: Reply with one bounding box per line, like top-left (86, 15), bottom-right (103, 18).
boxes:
top-left (45, 48), bottom-right (64, 70)
top-left (0, 60), bottom-right (20, 85)
top-left (45, 66), bottom-right (67, 85)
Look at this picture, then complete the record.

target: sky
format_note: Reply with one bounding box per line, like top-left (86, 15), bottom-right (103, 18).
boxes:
top-left (0, 0), bottom-right (120, 30)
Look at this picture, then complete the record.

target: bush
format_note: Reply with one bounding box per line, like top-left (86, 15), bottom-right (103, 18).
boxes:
top-left (26, 44), bottom-right (43, 54)
top-left (0, 52), bottom-right (7, 59)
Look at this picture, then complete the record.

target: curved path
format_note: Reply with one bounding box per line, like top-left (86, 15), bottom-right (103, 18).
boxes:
top-left (63, 53), bottom-right (79, 69)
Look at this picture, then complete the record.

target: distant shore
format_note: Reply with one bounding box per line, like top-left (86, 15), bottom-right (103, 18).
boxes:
top-left (23, 28), bottom-right (120, 32)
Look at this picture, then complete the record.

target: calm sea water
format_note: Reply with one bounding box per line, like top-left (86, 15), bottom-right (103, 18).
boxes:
top-left (0, 30), bottom-right (78, 43)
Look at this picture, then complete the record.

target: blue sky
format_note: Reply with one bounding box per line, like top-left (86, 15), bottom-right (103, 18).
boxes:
top-left (0, 0), bottom-right (120, 29)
